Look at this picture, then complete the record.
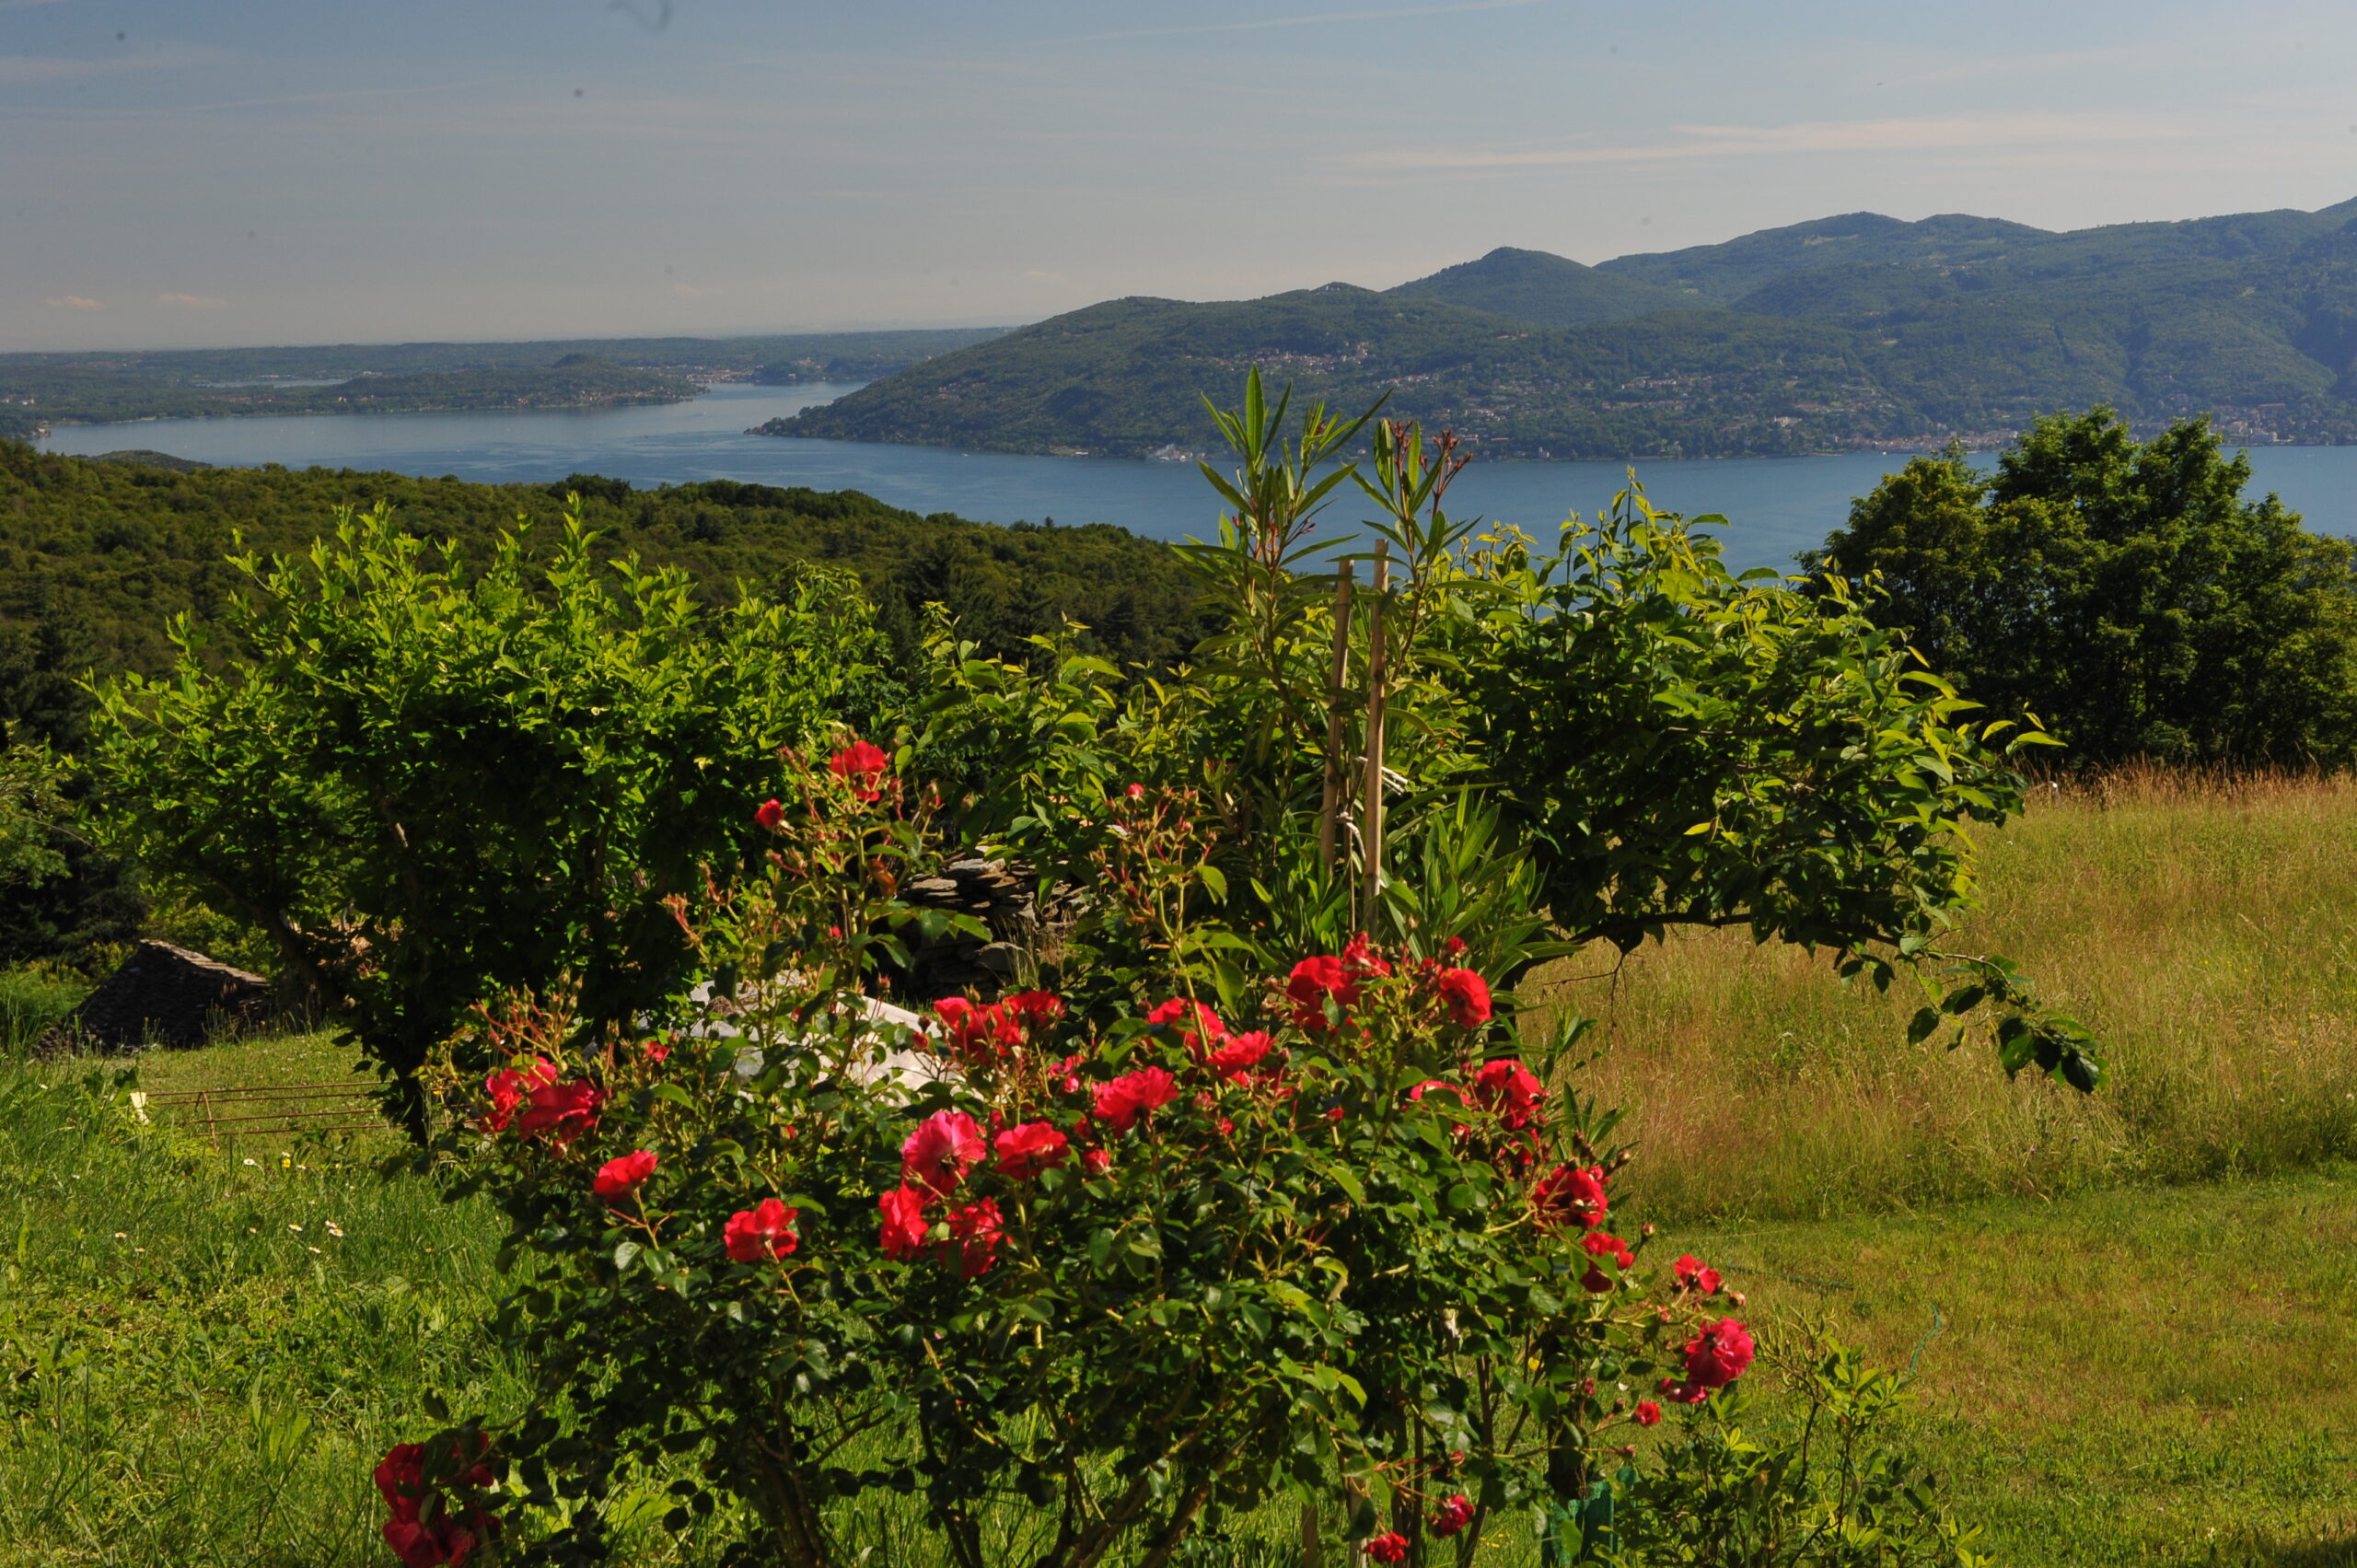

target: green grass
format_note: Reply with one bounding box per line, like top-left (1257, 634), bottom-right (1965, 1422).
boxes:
top-left (9, 1029), bottom-right (2352, 1566)
top-left (1684, 1167), bottom-right (2357, 1567)
top-left (0, 1036), bottom-right (516, 1568)
top-left (0, 970), bottom-right (82, 1057)
top-left (1539, 769), bottom-right (2357, 1222)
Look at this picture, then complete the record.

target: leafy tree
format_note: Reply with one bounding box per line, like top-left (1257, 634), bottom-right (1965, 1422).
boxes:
top-left (89, 502), bottom-right (888, 1119)
top-left (1809, 409), bottom-right (2357, 767)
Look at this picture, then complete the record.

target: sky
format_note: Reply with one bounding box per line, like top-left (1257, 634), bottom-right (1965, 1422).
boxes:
top-left (6, 0), bottom-right (2357, 352)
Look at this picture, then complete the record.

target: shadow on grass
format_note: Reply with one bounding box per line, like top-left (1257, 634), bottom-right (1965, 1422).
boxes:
top-left (2264, 1539), bottom-right (2357, 1567)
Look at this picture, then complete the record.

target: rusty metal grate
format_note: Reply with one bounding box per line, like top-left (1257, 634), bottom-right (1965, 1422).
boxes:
top-left (130, 1082), bottom-right (382, 1148)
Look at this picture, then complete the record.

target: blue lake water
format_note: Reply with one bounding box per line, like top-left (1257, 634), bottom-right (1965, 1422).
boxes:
top-left (36, 382), bottom-right (2357, 574)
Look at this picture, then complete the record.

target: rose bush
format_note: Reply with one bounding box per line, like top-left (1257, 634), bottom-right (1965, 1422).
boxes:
top-left (390, 748), bottom-right (1785, 1568)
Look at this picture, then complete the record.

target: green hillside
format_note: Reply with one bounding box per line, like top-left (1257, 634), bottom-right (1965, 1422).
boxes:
top-left (1387, 245), bottom-right (1689, 325)
top-left (770, 196), bottom-right (2357, 459)
top-left (768, 285), bottom-right (1896, 459)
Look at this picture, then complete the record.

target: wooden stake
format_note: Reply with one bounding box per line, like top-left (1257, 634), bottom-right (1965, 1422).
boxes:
top-left (1318, 563), bottom-right (1356, 875)
top-left (1359, 542), bottom-right (1390, 935)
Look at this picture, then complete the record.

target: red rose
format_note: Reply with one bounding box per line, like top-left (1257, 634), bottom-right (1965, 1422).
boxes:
top-left (481, 1057), bottom-right (557, 1133)
top-left (902, 1109), bottom-right (987, 1195)
top-left (723, 1197), bottom-right (799, 1262)
top-left (1579, 1229), bottom-right (1634, 1292)
top-left (516, 1074), bottom-right (601, 1144)
top-left (1286, 954), bottom-right (1356, 1028)
top-left (993, 1121), bottom-right (1070, 1179)
top-left (1365, 1532), bottom-right (1410, 1564)
top-left (933, 998), bottom-right (1023, 1066)
top-left (375, 1443), bottom-right (426, 1522)
top-left (1683, 1318), bottom-right (1755, 1390)
top-left (593, 1149), bottom-right (657, 1204)
top-left (754, 797), bottom-right (786, 830)
top-left (1003, 989), bottom-right (1066, 1033)
top-left (946, 1196), bottom-right (1003, 1278)
top-left (1473, 1058), bottom-right (1543, 1129)
top-left (1124, 782), bottom-right (1146, 800)
top-left (1430, 1495), bottom-right (1475, 1537)
top-left (878, 1185), bottom-right (930, 1260)
top-left (1634, 1400), bottom-right (1663, 1426)
top-left (1434, 966), bottom-right (1492, 1028)
top-left (640, 1038), bottom-right (670, 1063)
top-left (1443, 935), bottom-right (1468, 958)
top-left (1146, 997), bottom-right (1226, 1056)
top-left (1093, 1066), bottom-right (1178, 1132)
top-left (1204, 1029), bottom-right (1271, 1078)
top-left (1082, 1148), bottom-right (1112, 1176)
top-left (1673, 1254), bottom-right (1724, 1295)
top-left (383, 1516), bottom-right (481, 1568)
top-left (1530, 1164), bottom-right (1609, 1232)
top-left (827, 739), bottom-right (892, 802)
top-left (1341, 932), bottom-right (1392, 976)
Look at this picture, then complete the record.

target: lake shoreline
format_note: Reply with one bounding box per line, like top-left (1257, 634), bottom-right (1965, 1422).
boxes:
top-left (33, 382), bottom-right (2357, 568)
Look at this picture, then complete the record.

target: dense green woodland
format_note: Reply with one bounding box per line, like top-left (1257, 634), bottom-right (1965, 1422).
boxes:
top-left (777, 195), bottom-right (2357, 459)
top-left (0, 441), bottom-right (1208, 711)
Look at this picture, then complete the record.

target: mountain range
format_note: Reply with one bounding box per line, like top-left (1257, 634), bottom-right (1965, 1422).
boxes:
top-left (767, 197), bottom-right (2357, 459)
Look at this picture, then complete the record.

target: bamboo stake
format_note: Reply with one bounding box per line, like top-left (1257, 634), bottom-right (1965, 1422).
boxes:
top-left (1318, 563), bottom-right (1356, 875)
top-left (1359, 542), bottom-right (1390, 935)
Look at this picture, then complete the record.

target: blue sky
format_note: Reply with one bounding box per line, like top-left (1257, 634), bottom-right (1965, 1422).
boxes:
top-left (6, 0), bottom-right (2357, 350)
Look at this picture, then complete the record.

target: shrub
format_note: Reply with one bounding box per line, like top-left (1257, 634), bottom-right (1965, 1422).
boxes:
top-left (90, 501), bottom-right (890, 1122)
top-left (411, 749), bottom-right (1763, 1567)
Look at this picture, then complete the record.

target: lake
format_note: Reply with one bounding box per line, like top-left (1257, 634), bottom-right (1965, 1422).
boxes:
top-left (35, 382), bottom-right (2357, 574)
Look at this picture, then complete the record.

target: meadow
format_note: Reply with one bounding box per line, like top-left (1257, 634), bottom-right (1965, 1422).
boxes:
top-left (1, 770), bottom-right (2353, 1565)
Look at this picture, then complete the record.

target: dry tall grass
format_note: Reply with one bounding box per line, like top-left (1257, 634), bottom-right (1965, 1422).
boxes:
top-left (1530, 766), bottom-right (2357, 1222)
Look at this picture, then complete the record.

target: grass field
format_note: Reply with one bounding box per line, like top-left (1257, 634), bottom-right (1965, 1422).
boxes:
top-left (3, 770), bottom-right (2354, 1563)
top-left (1542, 768), bottom-right (2357, 1222)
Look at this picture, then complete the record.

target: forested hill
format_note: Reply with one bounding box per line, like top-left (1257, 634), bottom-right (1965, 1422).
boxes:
top-left (768, 196), bottom-right (2357, 459)
top-left (0, 441), bottom-right (1209, 749)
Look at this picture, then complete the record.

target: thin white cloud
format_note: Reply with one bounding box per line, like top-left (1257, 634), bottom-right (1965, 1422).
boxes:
top-left (158, 293), bottom-right (226, 308)
top-left (44, 296), bottom-right (102, 311)
top-left (1354, 112), bottom-right (2194, 172)
top-left (1044, 0), bottom-right (1549, 46)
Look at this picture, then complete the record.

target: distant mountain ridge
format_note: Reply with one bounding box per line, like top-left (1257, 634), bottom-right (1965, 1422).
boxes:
top-left (771, 197), bottom-right (2357, 459)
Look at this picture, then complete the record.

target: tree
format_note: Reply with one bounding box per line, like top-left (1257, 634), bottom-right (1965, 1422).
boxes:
top-left (90, 502), bottom-right (890, 1120)
top-left (1809, 409), bottom-right (2357, 767)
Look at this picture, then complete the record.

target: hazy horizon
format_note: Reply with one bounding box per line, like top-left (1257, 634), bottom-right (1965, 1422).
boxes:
top-left (10, 0), bottom-right (2357, 354)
